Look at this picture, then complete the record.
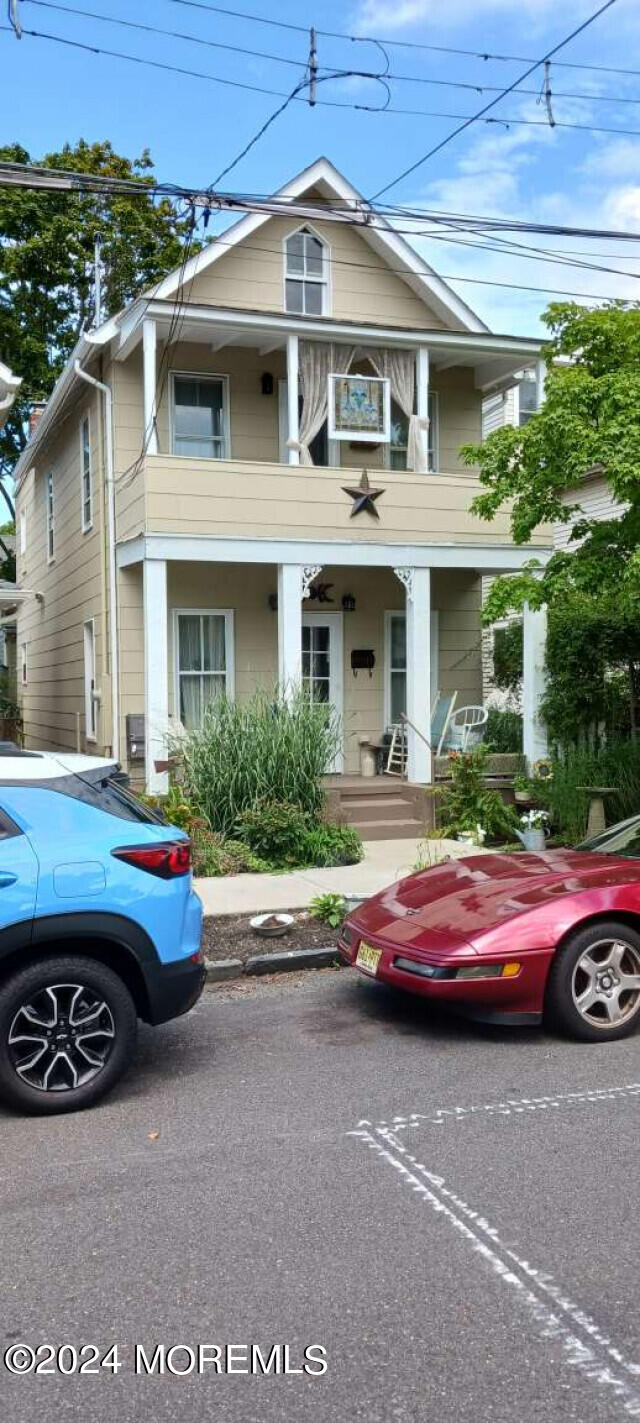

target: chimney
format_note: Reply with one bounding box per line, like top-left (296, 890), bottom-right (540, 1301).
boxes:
top-left (29, 401), bottom-right (47, 437)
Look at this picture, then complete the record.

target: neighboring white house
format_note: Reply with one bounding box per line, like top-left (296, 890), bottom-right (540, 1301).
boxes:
top-left (0, 360), bottom-right (21, 431)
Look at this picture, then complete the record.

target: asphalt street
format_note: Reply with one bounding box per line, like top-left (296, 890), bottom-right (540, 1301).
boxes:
top-left (1, 965), bottom-right (639, 1423)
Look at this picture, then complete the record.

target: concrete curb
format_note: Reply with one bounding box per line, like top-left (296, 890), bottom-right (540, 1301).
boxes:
top-left (205, 947), bottom-right (341, 984)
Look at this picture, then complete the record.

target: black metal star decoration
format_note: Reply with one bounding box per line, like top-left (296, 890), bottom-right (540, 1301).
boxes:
top-left (342, 469), bottom-right (385, 520)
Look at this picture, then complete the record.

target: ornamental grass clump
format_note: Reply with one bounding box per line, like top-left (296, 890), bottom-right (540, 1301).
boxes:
top-left (174, 687), bottom-right (341, 838)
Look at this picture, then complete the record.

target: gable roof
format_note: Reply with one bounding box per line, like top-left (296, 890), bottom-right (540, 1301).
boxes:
top-left (153, 157), bottom-right (487, 334)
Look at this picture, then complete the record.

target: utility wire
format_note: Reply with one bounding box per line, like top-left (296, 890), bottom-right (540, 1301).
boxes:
top-left (6, 23), bottom-right (640, 147)
top-left (4, 160), bottom-right (640, 247)
top-left (22, 0), bottom-right (640, 109)
top-left (166, 0), bottom-right (640, 80)
top-left (371, 0), bottom-right (621, 199)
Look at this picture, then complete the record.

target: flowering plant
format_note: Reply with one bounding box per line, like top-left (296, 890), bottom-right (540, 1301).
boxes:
top-left (520, 809), bottom-right (550, 831)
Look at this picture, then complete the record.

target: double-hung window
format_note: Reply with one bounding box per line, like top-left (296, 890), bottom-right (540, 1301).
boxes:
top-left (171, 375), bottom-right (228, 459)
top-left (80, 414), bottom-right (92, 531)
top-left (46, 473), bottom-right (54, 562)
top-left (284, 228), bottom-right (327, 315)
top-left (175, 610), bottom-right (234, 730)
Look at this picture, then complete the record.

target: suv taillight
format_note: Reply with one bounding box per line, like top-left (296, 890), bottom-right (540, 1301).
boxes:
top-left (112, 841), bottom-right (191, 878)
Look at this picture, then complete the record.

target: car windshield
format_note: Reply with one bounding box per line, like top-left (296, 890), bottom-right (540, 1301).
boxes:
top-left (577, 813), bottom-right (640, 859)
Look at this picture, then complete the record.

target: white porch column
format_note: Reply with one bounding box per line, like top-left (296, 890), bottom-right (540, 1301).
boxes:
top-left (286, 333), bottom-right (300, 465)
top-left (143, 557), bottom-right (168, 793)
top-left (395, 566), bottom-right (432, 784)
top-left (535, 357), bottom-right (547, 410)
top-left (277, 564), bottom-right (303, 695)
top-left (142, 317), bottom-right (158, 455)
top-left (416, 345), bottom-right (429, 420)
top-left (522, 602), bottom-right (548, 769)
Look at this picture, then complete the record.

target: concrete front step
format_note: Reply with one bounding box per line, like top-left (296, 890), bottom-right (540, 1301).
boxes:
top-left (344, 795), bottom-right (416, 824)
top-left (355, 818), bottom-right (423, 841)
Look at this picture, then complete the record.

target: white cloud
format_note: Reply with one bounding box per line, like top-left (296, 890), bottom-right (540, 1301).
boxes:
top-left (352, 0), bottom-right (581, 33)
top-left (399, 112), bottom-right (640, 334)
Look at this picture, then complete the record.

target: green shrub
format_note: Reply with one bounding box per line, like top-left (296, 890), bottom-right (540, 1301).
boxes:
top-left (174, 688), bottom-right (340, 836)
top-left (235, 799), bottom-right (310, 865)
top-left (547, 739), bottom-right (640, 843)
top-left (436, 745), bottom-right (518, 843)
top-left (309, 893), bottom-right (347, 928)
top-left (301, 823), bottom-right (362, 867)
top-left (486, 707), bottom-right (523, 754)
top-left (190, 824), bottom-right (270, 877)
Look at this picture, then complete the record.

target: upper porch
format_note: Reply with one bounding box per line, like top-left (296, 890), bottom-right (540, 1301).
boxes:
top-left (102, 301), bottom-right (546, 548)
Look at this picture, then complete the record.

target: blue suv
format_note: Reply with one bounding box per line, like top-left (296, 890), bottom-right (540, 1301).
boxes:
top-left (0, 751), bottom-right (204, 1114)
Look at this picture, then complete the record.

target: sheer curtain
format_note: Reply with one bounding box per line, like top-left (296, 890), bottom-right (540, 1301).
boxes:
top-left (289, 341), bottom-right (355, 465)
top-left (366, 347), bottom-right (429, 472)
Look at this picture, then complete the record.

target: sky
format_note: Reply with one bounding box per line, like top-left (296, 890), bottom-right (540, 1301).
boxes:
top-left (3, 0), bottom-right (640, 334)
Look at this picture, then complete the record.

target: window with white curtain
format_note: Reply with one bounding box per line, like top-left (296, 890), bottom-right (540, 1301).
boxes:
top-left (389, 393), bottom-right (438, 471)
top-left (171, 375), bottom-right (228, 459)
top-left (80, 413), bottom-right (92, 531)
top-left (45, 472), bottom-right (54, 562)
top-left (175, 610), bottom-right (234, 729)
top-left (284, 228), bottom-right (328, 315)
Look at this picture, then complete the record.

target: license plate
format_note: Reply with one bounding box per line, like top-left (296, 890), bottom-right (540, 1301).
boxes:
top-left (355, 941), bottom-right (382, 975)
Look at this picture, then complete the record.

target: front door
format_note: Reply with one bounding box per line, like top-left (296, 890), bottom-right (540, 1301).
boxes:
top-left (301, 613), bottom-right (344, 772)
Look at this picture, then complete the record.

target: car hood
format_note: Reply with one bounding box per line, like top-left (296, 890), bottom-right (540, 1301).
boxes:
top-left (351, 850), bottom-right (639, 953)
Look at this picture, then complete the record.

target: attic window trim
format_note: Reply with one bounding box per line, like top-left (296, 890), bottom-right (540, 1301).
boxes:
top-left (283, 224), bottom-right (330, 318)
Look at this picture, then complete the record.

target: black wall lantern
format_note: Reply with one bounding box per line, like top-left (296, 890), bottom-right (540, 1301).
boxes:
top-left (261, 371), bottom-right (274, 396)
top-left (342, 593), bottom-right (356, 612)
top-left (268, 592), bottom-right (278, 612)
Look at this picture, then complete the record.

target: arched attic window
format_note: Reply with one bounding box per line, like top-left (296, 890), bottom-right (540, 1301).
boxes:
top-left (284, 226), bottom-right (329, 316)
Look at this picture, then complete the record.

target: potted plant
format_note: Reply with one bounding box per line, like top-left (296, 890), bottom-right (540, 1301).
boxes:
top-left (516, 808), bottom-right (550, 852)
top-left (513, 773), bottom-right (532, 805)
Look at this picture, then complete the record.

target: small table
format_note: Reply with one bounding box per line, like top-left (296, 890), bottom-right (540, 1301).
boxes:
top-left (577, 786), bottom-right (617, 838)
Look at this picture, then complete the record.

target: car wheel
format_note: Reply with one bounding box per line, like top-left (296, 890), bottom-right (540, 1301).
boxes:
top-left (546, 920), bottom-right (640, 1042)
top-left (0, 955), bottom-right (137, 1114)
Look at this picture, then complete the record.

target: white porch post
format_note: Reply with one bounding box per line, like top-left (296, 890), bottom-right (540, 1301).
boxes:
top-left (277, 564), bottom-right (303, 695)
top-left (143, 557), bottom-right (168, 793)
top-left (535, 357), bottom-right (547, 411)
top-left (142, 317), bottom-right (158, 455)
top-left (522, 602), bottom-right (548, 769)
top-left (395, 566), bottom-right (432, 784)
top-left (416, 345), bottom-right (429, 420)
top-left (286, 333), bottom-right (300, 465)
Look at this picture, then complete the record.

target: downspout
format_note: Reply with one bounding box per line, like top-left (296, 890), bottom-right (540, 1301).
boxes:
top-left (74, 360), bottom-right (119, 761)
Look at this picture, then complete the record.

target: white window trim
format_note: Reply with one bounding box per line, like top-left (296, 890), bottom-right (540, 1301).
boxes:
top-left (83, 617), bottom-right (97, 743)
top-left (20, 642), bottom-right (27, 686)
top-left (282, 223), bottom-right (331, 317)
top-left (169, 372), bottom-right (231, 461)
top-left (301, 610), bottom-right (344, 773)
top-left (19, 507), bottom-right (26, 556)
top-left (328, 373), bottom-right (391, 444)
top-left (172, 608), bottom-right (235, 725)
top-left (80, 411), bottom-right (93, 533)
top-left (384, 609), bottom-right (439, 729)
top-left (45, 472), bottom-right (54, 564)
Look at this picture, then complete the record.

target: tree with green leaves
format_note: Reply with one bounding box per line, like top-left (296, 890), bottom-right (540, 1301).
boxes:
top-left (0, 139), bottom-right (197, 499)
top-left (461, 302), bottom-right (640, 744)
top-left (461, 301), bottom-right (640, 622)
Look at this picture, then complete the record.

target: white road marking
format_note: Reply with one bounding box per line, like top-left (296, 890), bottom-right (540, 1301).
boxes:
top-left (348, 1085), bottom-right (640, 1417)
top-left (385, 1081), bottom-right (640, 1131)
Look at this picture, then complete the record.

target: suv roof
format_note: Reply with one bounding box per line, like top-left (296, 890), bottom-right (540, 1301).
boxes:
top-left (0, 751), bottom-right (118, 783)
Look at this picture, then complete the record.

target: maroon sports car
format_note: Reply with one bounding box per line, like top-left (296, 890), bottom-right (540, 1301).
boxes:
top-left (338, 814), bottom-right (640, 1041)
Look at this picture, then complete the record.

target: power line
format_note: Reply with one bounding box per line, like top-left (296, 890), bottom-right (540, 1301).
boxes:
top-left (22, 0), bottom-right (640, 109)
top-left (7, 22), bottom-right (640, 148)
top-left (371, 0), bottom-right (621, 199)
top-left (4, 160), bottom-right (640, 248)
top-left (166, 0), bottom-right (640, 80)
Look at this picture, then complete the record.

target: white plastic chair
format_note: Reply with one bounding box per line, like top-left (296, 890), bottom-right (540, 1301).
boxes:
top-left (444, 705), bottom-right (488, 752)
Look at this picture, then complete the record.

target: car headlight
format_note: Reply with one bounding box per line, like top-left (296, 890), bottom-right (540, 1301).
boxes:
top-left (340, 924), bottom-right (356, 948)
top-left (455, 962), bottom-right (521, 980)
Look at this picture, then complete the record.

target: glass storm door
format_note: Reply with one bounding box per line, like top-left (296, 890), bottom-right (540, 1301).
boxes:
top-left (301, 613), bottom-right (344, 772)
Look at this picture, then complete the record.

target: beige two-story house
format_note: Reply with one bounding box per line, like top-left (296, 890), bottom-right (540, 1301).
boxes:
top-left (12, 158), bottom-right (551, 793)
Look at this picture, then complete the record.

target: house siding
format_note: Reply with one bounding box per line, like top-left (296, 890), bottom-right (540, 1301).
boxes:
top-left (16, 390), bottom-right (109, 754)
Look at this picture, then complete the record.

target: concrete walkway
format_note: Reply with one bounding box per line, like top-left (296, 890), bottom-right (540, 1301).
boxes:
top-left (195, 836), bottom-right (488, 916)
